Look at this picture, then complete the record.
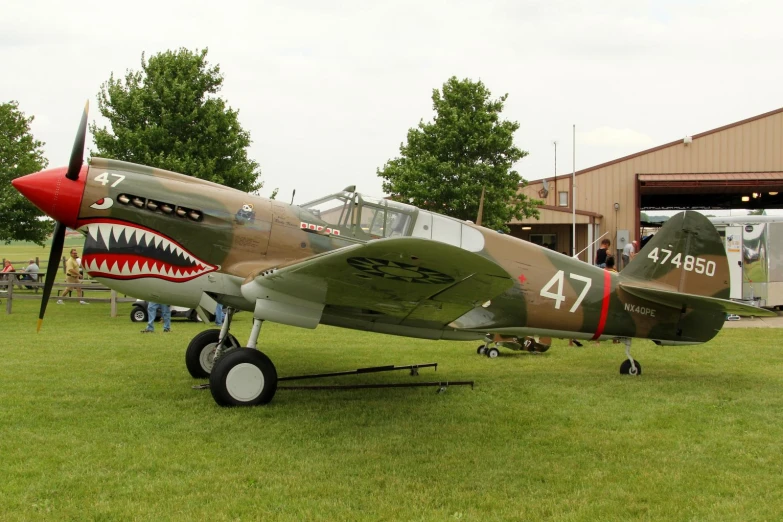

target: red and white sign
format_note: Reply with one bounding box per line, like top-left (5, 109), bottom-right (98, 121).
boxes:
top-left (300, 222), bottom-right (341, 235)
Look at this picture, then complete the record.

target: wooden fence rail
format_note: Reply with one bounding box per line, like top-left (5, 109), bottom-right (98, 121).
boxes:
top-left (0, 274), bottom-right (136, 316)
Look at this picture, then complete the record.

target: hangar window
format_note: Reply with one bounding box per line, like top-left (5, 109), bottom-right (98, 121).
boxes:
top-left (558, 191), bottom-right (568, 207)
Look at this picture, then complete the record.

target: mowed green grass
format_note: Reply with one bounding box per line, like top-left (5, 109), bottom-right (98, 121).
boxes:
top-left (2, 297), bottom-right (783, 521)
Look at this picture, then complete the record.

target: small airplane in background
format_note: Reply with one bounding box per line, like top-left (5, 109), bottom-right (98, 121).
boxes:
top-left (12, 105), bottom-right (775, 407)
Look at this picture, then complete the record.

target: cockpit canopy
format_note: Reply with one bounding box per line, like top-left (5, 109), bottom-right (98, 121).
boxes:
top-left (300, 191), bottom-right (415, 239)
top-left (299, 190), bottom-right (484, 252)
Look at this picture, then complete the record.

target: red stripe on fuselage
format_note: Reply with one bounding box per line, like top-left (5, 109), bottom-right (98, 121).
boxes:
top-left (591, 270), bottom-right (612, 340)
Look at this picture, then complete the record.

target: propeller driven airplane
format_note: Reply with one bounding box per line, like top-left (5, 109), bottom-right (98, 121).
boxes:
top-left (12, 105), bottom-right (775, 407)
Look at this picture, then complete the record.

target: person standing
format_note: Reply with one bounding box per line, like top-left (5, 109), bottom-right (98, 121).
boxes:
top-left (595, 239), bottom-right (611, 268)
top-left (621, 240), bottom-right (637, 270)
top-left (214, 303), bottom-right (224, 327)
top-left (141, 302), bottom-right (171, 333)
top-left (57, 249), bottom-right (88, 304)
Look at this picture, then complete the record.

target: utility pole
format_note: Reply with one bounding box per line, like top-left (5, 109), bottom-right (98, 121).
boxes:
top-left (572, 125), bottom-right (576, 257)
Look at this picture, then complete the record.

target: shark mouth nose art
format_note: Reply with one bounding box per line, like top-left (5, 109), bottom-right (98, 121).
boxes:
top-left (81, 220), bottom-right (218, 281)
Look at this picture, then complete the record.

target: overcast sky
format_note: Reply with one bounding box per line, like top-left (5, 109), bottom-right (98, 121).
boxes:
top-left (3, 0), bottom-right (782, 205)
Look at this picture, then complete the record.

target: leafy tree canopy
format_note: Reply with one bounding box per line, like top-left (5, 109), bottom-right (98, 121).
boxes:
top-left (91, 48), bottom-right (263, 193)
top-left (0, 101), bottom-right (51, 245)
top-left (747, 208), bottom-right (766, 216)
top-left (377, 76), bottom-right (540, 231)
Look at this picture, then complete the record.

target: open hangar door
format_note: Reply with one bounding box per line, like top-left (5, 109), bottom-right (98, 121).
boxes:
top-left (638, 173), bottom-right (783, 212)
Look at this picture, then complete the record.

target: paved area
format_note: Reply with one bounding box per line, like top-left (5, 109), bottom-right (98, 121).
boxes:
top-left (722, 312), bottom-right (783, 328)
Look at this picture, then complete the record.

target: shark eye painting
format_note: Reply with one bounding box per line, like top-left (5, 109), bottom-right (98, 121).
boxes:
top-left (90, 197), bottom-right (114, 210)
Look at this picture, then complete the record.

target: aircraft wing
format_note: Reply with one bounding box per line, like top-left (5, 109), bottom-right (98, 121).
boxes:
top-left (247, 237), bottom-right (514, 326)
top-left (619, 282), bottom-right (778, 317)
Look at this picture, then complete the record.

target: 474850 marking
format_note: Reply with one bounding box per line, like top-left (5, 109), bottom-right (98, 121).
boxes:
top-left (647, 247), bottom-right (716, 276)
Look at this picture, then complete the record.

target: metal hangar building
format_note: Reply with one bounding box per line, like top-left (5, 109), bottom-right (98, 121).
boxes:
top-left (512, 107), bottom-right (783, 262)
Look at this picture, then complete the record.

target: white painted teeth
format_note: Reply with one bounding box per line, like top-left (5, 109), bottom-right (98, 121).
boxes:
top-left (98, 224), bottom-right (113, 247)
top-left (82, 222), bottom-right (212, 279)
top-left (84, 223), bottom-right (193, 261)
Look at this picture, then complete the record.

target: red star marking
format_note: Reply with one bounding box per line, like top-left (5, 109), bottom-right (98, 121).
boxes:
top-left (518, 274), bottom-right (527, 284)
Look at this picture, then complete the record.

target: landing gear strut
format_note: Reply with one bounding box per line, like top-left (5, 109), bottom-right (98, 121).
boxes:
top-left (619, 338), bottom-right (642, 376)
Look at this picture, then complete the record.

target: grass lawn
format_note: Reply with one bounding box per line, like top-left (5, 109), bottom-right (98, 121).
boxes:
top-left (2, 296), bottom-right (783, 521)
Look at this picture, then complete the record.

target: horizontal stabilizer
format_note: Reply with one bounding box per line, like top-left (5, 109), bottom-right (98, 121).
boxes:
top-left (620, 282), bottom-right (777, 317)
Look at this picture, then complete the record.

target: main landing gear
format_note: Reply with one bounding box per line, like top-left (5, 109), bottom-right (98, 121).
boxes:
top-left (185, 307), bottom-right (278, 406)
top-left (619, 338), bottom-right (642, 376)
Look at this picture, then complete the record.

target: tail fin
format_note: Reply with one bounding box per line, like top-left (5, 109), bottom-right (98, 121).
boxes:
top-left (621, 211), bottom-right (774, 318)
top-left (622, 211), bottom-right (729, 298)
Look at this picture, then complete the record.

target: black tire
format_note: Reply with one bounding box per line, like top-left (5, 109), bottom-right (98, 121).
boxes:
top-left (185, 329), bottom-right (240, 378)
top-left (209, 349), bottom-right (278, 407)
top-left (188, 309), bottom-right (201, 322)
top-left (486, 347), bottom-right (500, 358)
top-left (620, 359), bottom-right (642, 376)
top-left (130, 306), bottom-right (147, 323)
top-left (477, 345), bottom-right (486, 355)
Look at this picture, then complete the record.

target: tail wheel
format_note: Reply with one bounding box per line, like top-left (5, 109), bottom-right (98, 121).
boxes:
top-left (620, 359), bottom-right (642, 376)
top-left (185, 329), bottom-right (240, 378)
top-left (209, 349), bottom-right (278, 407)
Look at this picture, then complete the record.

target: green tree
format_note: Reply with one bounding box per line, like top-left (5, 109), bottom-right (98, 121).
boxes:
top-left (0, 101), bottom-right (51, 245)
top-left (91, 48), bottom-right (263, 193)
top-left (377, 77), bottom-right (539, 231)
top-left (748, 208), bottom-right (766, 216)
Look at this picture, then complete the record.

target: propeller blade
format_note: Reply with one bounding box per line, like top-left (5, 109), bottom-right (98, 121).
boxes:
top-left (65, 101), bottom-right (89, 181)
top-left (37, 221), bottom-right (67, 332)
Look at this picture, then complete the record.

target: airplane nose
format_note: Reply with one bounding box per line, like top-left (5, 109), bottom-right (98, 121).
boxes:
top-left (12, 165), bottom-right (88, 229)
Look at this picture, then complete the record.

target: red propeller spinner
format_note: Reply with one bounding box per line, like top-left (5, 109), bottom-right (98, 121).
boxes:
top-left (11, 164), bottom-right (88, 229)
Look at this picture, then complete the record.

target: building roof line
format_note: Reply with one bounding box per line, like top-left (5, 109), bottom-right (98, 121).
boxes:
top-left (523, 106), bottom-right (783, 187)
top-left (535, 205), bottom-right (603, 218)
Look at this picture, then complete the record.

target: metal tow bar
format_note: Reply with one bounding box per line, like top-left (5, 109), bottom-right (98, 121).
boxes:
top-left (278, 381), bottom-right (474, 392)
top-left (279, 362), bottom-right (438, 381)
top-left (278, 362), bottom-right (473, 393)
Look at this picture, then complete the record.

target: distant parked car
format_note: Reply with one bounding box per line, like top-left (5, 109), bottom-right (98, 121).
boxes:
top-left (130, 300), bottom-right (215, 323)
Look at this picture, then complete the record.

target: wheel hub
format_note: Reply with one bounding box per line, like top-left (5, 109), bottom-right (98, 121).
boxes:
top-left (200, 343), bottom-right (217, 372)
top-left (225, 363), bottom-right (265, 402)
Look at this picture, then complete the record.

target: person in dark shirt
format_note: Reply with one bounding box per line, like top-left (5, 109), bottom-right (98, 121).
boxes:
top-left (595, 239), bottom-right (611, 268)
